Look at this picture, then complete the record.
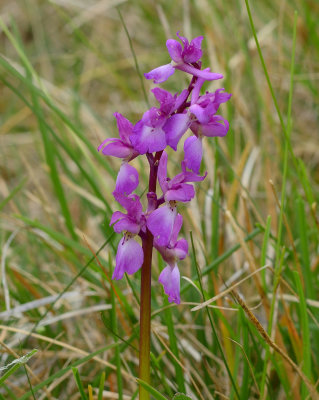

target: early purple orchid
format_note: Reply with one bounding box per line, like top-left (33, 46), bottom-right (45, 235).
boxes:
top-left (130, 88), bottom-right (189, 154)
top-left (110, 191), bottom-right (146, 280)
top-left (98, 32), bottom-right (231, 304)
top-left (156, 215), bottom-right (188, 304)
top-left (145, 32), bottom-right (223, 84)
top-left (98, 112), bottom-right (139, 161)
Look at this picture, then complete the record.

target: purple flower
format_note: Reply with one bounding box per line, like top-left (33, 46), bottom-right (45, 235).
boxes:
top-left (156, 214), bottom-right (188, 304)
top-left (158, 264), bottom-right (181, 304)
top-left (98, 113), bottom-right (139, 160)
top-left (110, 192), bottom-right (145, 234)
top-left (144, 63), bottom-right (175, 84)
top-left (163, 87), bottom-right (231, 172)
top-left (115, 163), bottom-right (139, 196)
top-left (158, 151), bottom-right (206, 202)
top-left (130, 88), bottom-right (189, 155)
top-left (145, 32), bottom-right (223, 84)
top-left (147, 202), bottom-right (178, 247)
top-left (113, 233), bottom-right (144, 280)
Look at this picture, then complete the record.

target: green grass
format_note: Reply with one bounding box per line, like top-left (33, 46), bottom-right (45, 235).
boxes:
top-left (1, 0), bottom-right (319, 399)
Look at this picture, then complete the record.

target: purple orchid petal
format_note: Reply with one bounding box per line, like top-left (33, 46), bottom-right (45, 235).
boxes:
top-left (170, 213), bottom-right (183, 245)
top-left (215, 88), bottom-right (232, 104)
top-left (183, 36), bottom-right (204, 63)
top-left (164, 113), bottom-right (190, 151)
top-left (184, 135), bottom-right (203, 174)
top-left (189, 103), bottom-right (215, 124)
top-left (176, 63), bottom-right (223, 81)
top-left (115, 163), bottom-right (139, 196)
top-left (113, 192), bottom-right (143, 218)
top-left (141, 107), bottom-right (166, 127)
top-left (176, 32), bottom-right (189, 49)
top-left (151, 88), bottom-right (175, 115)
top-left (158, 151), bottom-right (169, 194)
top-left (144, 63), bottom-right (175, 84)
top-left (114, 112), bottom-right (133, 143)
top-left (99, 140), bottom-right (133, 159)
top-left (147, 203), bottom-right (177, 247)
top-left (200, 116), bottom-right (229, 137)
top-left (113, 218), bottom-right (140, 234)
top-left (159, 264), bottom-right (181, 304)
top-left (174, 238), bottom-right (188, 260)
top-left (165, 184), bottom-right (195, 202)
top-left (181, 161), bottom-right (207, 182)
top-left (174, 89), bottom-right (189, 111)
top-left (110, 210), bottom-right (126, 226)
top-left (113, 236), bottom-right (144, 280)
top-left (166, 39), bottom-right (183, 63)
top-left (191, 74), bottom-right (207, 105)
top-left (97, 138), bottom-right (114, 152)
top-left (130, 121), bottom-right (167, 154)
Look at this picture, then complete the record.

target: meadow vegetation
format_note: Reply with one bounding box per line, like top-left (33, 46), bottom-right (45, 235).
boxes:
top-left (0, 0), bottom-right (319, 399)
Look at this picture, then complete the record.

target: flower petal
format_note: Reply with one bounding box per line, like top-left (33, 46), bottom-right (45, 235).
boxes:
top-left (147, 204), bottom-right (177, 247)
top-left (174, 238), bottom-right (188, 260)
top-left (166, 39), bottom-right (183, 63)
top-left (100, 140), bottom-right (133, 159)
top-left (184, 135), bottom-right (203, 174)
top-left (176, 63), bottom-right (223, 81)
top-left (113, 237), bottom-right (144, 280)
top-left (164, 113), bottom-right (190, 151)
top-left (113, 192), bottom-right (143, 218)
top-left (113, 218), bottom-right (140, 234)
top-left (165, 184), bottom-right (195, 202)
top-left (131, 121), bottom-right (167, 154)
top-left (170, 213), bottom-right (183, 245)
top-left (158, 151), bottom-right (169, 194)
top-left (114, 112), bottom-right (133, 143)
top-left (200, 116), bottom-right (229, 137)
top-left (144, 64), bottom-right (175, 84)
top-left (158, 264), bottom-right (181, 304)
top-left (110, 210), bottom-right (126, 226)
top-left (151, 88), bottom-right (175, 115)
top-left (183, 35), bottom-right (203, 63)
top-left (115, 163), bottom-right (139, 195)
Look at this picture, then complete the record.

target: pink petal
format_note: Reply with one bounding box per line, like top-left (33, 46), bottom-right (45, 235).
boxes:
top-left (147, 204), bottom-right (177, 247)
top-left (174, 238), bottom-right (188, 260)
top-left (183, 36), bottom-right (203, 63)
top-left (144, 64), bottom-right (175, 84)
top-left (189, 103), bottom-right (211, 124)
top-left (170, 214), bottom-right (183, 245)
top-left (158, 151), bottom-right (168, 194)
top-left (166, 39), bottom-right (183, 63)
top-left (201, 116), bottom-right (229, 137)
top-left (158, 264), bottom-right (181, 304)
top-left (165, 184), bottom-right (195, 203)
top-left (113, 237), bottom-right (144, 280)
top-left (131, 122), bottom-right (167, 154)
top-left (110, 210), bottom-right (126, 226)
top-left (164, 113), bottom-right (190, 151)
top-left (101, 140), bottom-right (133, 159)
top-left (184, 135), bottom-right (203, 174)
top-left (113, 218), bottom-right (140, 234)
top-left (176, 63), bottom-right (223, 81)
top-left (115, 163), bottom-right (139, 196)
top-left (113, 192), bottom-right (142, 217)
top-left (114, 112), bottom-right (134, 143)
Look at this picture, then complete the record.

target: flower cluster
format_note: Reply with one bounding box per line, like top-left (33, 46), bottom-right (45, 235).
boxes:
top-left (98, 32), bottom-right (231, 304)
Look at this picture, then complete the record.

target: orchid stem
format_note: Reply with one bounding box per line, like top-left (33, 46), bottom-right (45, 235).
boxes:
top-left (138, 229), bottom-right (153, 400)
top-left (138, 152), bottom-right (160, 400)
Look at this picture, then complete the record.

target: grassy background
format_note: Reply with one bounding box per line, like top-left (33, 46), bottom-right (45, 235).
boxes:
top-left (1, 0), bottom-right (319, 399)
